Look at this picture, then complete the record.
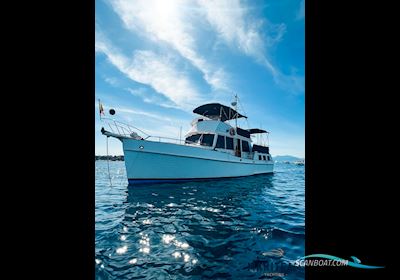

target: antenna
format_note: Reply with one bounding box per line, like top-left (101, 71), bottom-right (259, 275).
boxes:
top-left (231, 93), bottom-right (238, 129)
top-left (237, 95), bottom-right (250, 129)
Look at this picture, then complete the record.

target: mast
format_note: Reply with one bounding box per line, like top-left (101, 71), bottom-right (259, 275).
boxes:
top-left (234, 94), bottom-right (238, 129)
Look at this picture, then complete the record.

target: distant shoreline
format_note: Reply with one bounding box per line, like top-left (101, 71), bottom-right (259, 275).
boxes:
top-left (95, 155), bottom-right (304, 162)
top-left (95, 155), bottom-right (124, 161)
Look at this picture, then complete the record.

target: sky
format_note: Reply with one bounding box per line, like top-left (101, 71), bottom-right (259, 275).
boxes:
top-left (95, 0), bottom-right (305, 157)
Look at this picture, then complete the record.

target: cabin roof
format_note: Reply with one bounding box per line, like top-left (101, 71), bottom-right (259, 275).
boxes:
top-left (193, 103), bottom-right (247, 122)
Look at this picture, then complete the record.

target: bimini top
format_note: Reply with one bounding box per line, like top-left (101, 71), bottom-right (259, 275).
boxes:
top-left (193, 103), bottom-right (247, 122)
top-left (247, 128), bottom-right (268, 134)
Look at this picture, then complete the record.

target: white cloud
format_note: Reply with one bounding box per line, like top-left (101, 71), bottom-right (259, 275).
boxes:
top-left (274, 72), bottom-right (305, 95)
top-left (198, 0), bottom-right (303, 94)
top-left (110, 0), bottom-right (229, 91)
top-left (96, 31), bottom-right (203, 110)
top-left (197, 0), bottom-right (279, 75)
top-left (100, 0), bottom-right (303, 97)
top-left (103, 76), bottom-right (120, 87)
top-left (126, 87), bottom-right (177, 109)
top-left (296, 0), bottom-right (305, 21)
top-left (117, 107), bottom-right (179, 123)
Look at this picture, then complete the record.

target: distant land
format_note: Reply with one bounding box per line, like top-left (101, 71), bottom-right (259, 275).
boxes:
top-left (95, 155), bottom-right (304, 162)
top-left (273, 155), bottom-right (304, 162)
top-left (95, 155), bottom-right (124, 161)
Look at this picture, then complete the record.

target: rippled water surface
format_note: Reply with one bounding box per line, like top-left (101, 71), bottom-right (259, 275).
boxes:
top-left (95, 161), bottom-right (304, 279)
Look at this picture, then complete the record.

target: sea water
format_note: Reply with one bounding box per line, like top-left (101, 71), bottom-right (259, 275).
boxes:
top-left (95, 161), bottom-right (305, 279)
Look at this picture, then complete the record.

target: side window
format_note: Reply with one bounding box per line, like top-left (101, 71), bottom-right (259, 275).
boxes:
top-left (216, 135), bottom-right (225, 149)
top-left (267, 156), bottom-right (271, 161)
top-left (242, 141), bottom-right (250, 152)
top-left (201, 134), bottom-right (215, 146)
top-left (185, 134), bottom-right (201, 144)
top-left (226, 137), bottom-right (234, 150)
top-left (258, 155), bottom-right (262, 160)
top-left (263, 155), bottom-right (266, 160)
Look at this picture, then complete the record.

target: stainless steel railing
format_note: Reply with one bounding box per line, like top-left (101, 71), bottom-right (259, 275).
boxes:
top-left (101, 117), bottom-right (186, 144)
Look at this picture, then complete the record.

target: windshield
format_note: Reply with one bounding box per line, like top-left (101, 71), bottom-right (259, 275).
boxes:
top-left (185, 134), bottom-right (201, 144)
top-left (185, 133), bottom-right (215, 147)
top-left (200, 134), bottom-right (215, 147)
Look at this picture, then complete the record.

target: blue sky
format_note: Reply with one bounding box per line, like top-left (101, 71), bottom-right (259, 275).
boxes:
top-left (95, 0), bottom-right (305, 157)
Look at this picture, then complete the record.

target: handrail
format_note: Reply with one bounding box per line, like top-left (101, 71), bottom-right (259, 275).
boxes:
top-left (101, 117), bottom-right (186, 144)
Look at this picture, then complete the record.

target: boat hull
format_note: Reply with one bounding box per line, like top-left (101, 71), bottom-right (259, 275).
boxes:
top-left (122, 138), bottom-right (273, 184)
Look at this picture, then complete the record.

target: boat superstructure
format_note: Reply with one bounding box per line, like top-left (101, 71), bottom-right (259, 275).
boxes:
top-left (101, 102), bottom-right (273, 184)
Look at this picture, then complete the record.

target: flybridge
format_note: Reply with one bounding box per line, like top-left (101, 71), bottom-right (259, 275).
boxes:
top-left (193, 103), bottom-right (268, 137)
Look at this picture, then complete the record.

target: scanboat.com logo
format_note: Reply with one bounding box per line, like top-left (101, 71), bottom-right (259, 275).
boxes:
top-left (294, 254), bottom-right (384, 269)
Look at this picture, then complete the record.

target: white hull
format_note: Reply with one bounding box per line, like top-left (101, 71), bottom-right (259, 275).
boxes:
top-left (122, 138), bottom-right (273, 183)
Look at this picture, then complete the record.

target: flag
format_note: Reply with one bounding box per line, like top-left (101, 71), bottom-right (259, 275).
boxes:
top-left (99, 102), bottom-right (105, 116)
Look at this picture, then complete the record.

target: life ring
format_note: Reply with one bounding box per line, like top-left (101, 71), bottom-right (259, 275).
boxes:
top-left (229, 128), bottom-right (235, 136)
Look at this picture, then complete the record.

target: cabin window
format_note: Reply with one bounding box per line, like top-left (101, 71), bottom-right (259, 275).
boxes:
top-left (185, 134), bottom-right (201, 144)
top-left (267, 156), bottom-right (271, 161)
top-left (216, 135), bottom-right (225, 149)
top-left (201, 134), bottom-right (215, 147)
top-left (226, 137), bottom-right (234, 150)
top-left (263, 155), bottom-right (266, 160)
top-left (259, 155), bottom-right (262, 160)
top-left (242, 141), bottom-right (250, 152)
